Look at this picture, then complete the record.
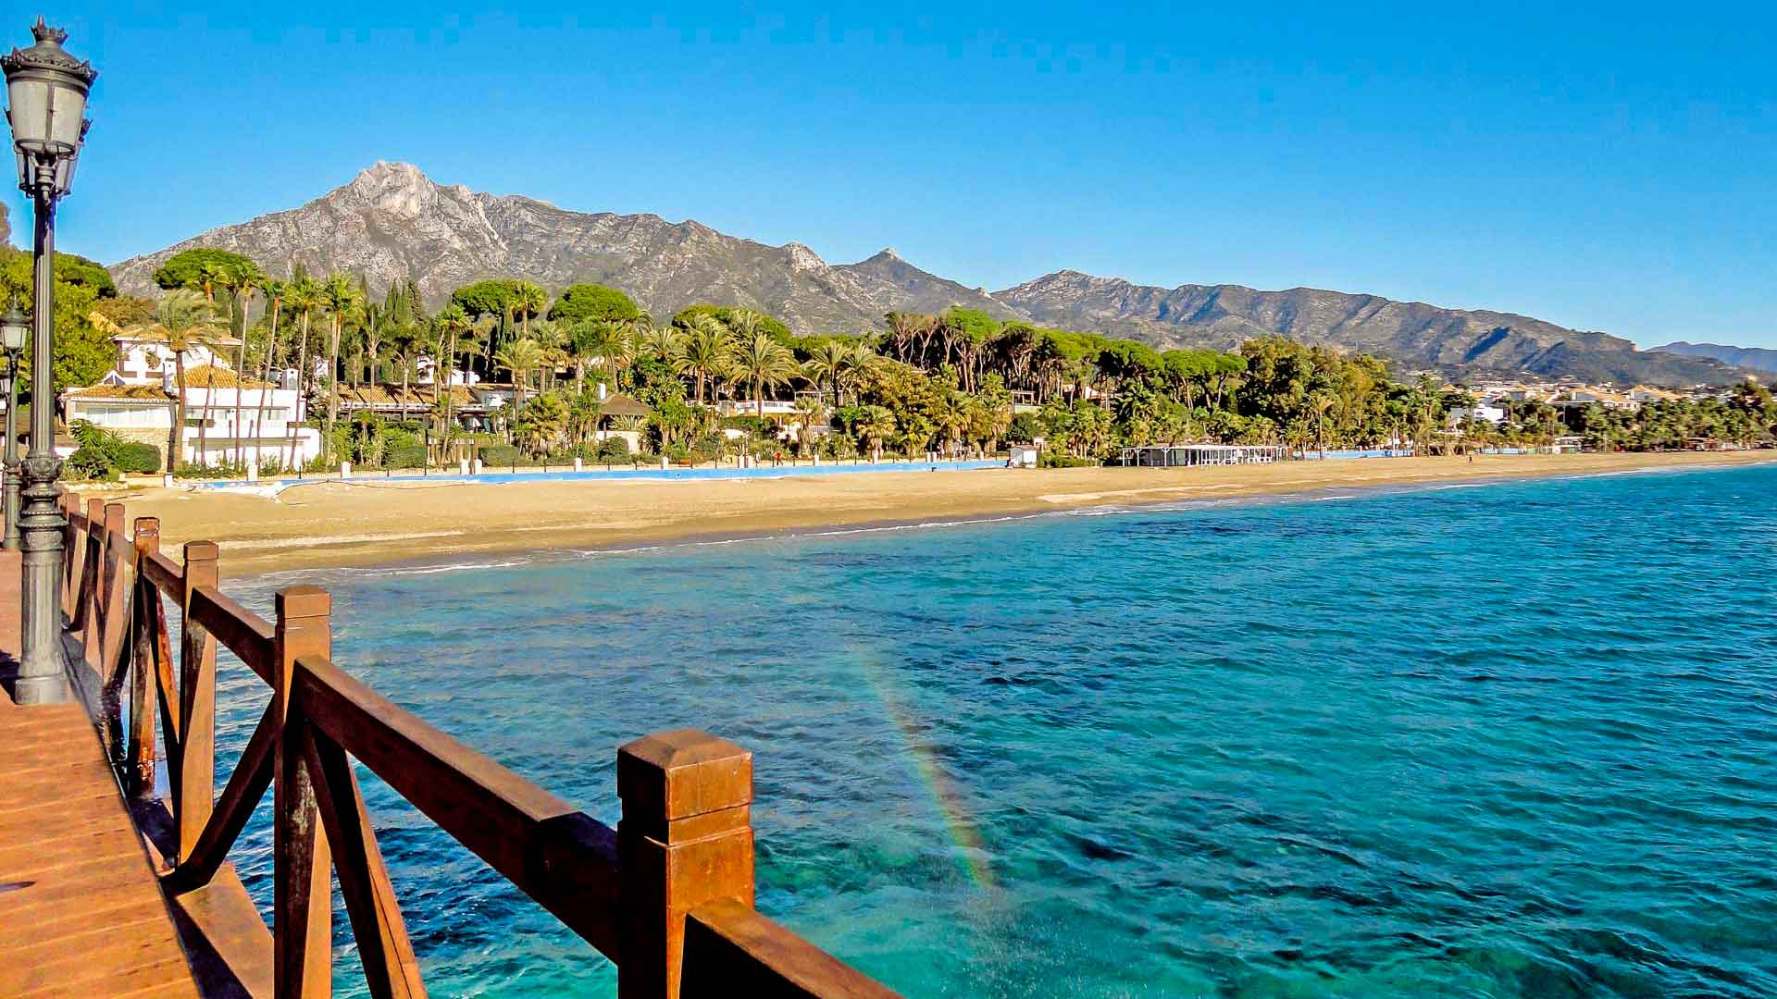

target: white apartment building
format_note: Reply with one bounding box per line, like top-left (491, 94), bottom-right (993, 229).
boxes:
top-left (63, 327), bottom-right (323, 470)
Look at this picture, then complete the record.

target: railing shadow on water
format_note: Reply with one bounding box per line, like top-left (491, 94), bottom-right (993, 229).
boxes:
top-left (59, 491), bottom-right (898, 999)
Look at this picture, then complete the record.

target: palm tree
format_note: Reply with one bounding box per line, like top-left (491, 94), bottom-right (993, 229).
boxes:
top-left (109, 291), bottom-right (227, 469)
top-left (568, 387), bottom-right (603, 448)
top-left (803, 339), bottom-right (857, 408)
top-left (281, 276), bottom-right (321, 470)
top-left (568, 319), bottom-right (617, 392)
top-left (792, 393), bottom-right (827, 455)
top-left (430, 303), bottom-right (472, 453)
top-left (249, 276), bottom-right (285, 471)
top-left (855, 405), bottom-right (896, 462)
top-left (529, 319), bottom-right (567, 391)
top-left (204, 258), bottom-right (262, 467)
top-left (495, 338), bottom-right (547, 408)
top-left (513, 391), bottom-right (567, 457)
top-left (725, 308), bottom-right (764, 342)
top-left (730, 332), bottom-right (799, 419)
top-left (514, 282), bottom-right (548, 340)
top-left (361, 292), bottom-right (387, 388)
top-left (640, 325), bottom-right (686, 367)
top-left (676, 315), bottom-right (733, 405)
top-left (320, 273), bottom-right (363, 462)
top-left (468, 314), bottom-right (498, 380)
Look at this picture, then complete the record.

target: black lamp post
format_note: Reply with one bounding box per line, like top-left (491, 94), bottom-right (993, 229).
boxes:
top-left (4, 19), bottom-right (96, 705)
top-left (0, 303), bottom-right (24, 550)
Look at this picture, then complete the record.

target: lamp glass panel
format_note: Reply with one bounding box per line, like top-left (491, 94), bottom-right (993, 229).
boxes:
top-left (47, 83), bottom-right (85, 148)
top-left (4, 76), bottom-right (48, 145)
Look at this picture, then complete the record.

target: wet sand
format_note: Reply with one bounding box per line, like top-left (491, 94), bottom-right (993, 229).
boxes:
top-left (76, 451), bottom-right (1777, 575)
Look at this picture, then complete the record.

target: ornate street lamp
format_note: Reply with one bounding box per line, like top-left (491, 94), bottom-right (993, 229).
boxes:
top-left (4, 19), bottom-right (96, 704)
top-left (0, 302), bottom-right (25, 551)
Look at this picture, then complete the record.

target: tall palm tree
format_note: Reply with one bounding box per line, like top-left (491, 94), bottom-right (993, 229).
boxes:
top-left (567, 319), bottom-right (609, 391)
top-left (107, 291), bottom-right (227, 469)
top-left (725, 308), bottom-right (764, 342)
top-left (430, 303), bottom-right (471, 450)
top-left (855, 405), bottom-right (896, 462)
top-left (676, 315), bottom-right (733, 405)
top-left (249, 276), bottom-right (285, 471)
top-left (730, 332), bottom-right (799, 419)
top-left (495, 338), bottom-right (547, 408)
top-left (640, 325), bottom-right (686, 367)
top-left (515, 282), bottom-right (549, 340)
top-left (803, 340), bottom-right (852, 408)
top-left (361, 292), bottom-right (387, 388)
top-left (792, 393), bottom-right (827, 454)
top-left (281, 276), bottom-right (321, 470)
top-left (528, 318), bottom-right (567, 391)
top-left (320, 273), bottom-right (363, 462)
top-left (199, 259), bottom-right (262, 467)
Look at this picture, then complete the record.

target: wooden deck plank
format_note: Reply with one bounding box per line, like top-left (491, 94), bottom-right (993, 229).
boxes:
top-left (0, 547), bottom-right (203, 999)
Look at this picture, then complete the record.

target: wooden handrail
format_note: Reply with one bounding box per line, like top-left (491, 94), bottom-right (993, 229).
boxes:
top-left (188, 584), bottom-right (276, 682)
top-left (683, 899), bottom-right (899, 999)
top-left (139, 548), bottom-right (183, 593)
top-left (295, 652), bottom-right (623, 959)
top-left (64, 499), bottom-right (899, 999)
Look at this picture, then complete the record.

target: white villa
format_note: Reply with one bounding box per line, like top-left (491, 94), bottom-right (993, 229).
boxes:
top-left (1448, 402), bottom-right (1506, 427)
top-left (62, 327), bottom-right (322, 470)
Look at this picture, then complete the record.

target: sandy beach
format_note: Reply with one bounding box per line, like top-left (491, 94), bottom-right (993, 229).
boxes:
top-left (73, 451), bottom-right (1777, 575)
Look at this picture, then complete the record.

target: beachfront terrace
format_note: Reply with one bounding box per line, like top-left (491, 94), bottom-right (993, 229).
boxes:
top-left (1119, 444), bottom-right (1288, 466)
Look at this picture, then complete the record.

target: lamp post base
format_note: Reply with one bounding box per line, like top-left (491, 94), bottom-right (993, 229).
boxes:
top-left (14, 672), bottom-right (68, 704)
top-left (15, 453), bottom-right (65, 705)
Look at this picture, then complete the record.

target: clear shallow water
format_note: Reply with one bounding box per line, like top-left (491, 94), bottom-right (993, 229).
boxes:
top-left (209, 465), bottom-right (1777, 997)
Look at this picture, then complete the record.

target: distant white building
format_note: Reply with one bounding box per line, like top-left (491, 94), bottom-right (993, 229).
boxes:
top-left (109, 327), bottom-right (239, 386)
top-left (1448, 403), bottom-right (1506, 427)
top-left (63, 362), bottom-right (322, 471)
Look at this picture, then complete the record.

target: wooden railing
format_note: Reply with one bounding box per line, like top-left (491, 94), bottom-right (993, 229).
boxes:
top-left (58, 493), bottom-right (897, 999)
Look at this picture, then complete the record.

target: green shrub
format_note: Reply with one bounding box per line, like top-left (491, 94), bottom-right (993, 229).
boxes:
top-left (595, 436), bottom-right (631, 461)
top-left (115, 442), bottom-right (160, 474)
top-left (1039, 453), bottom-right (1101, 468)
top-left (479, 444), bottom-right (521, 468)
top-left (67, 447), bottom-right (116, 481)
top-left (384, 426), bottom-right (422, 450)
top-left (385, 443), bottom-right (427, 469)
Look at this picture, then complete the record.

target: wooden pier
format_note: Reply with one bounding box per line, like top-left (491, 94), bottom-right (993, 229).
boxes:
top-left (0, 493), bottom-right (897, 998)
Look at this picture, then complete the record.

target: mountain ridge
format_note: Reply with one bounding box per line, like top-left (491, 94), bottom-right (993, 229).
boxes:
top-left (1654, 341), bottom-right (1777, 376)
top-left (109, 162), bottom-right (1745, 386)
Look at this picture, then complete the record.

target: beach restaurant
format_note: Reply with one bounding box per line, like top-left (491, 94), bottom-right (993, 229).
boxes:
top-left (1118, 443), bottom-right (1287, 466)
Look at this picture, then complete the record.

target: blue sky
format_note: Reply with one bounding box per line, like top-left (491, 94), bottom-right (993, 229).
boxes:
top-left (10, 2), bottom-right (1777, 347)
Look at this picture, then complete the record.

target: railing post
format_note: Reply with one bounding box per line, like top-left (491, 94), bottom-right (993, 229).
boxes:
top-left (274, 585), bottom-right (333, 999)
top-left (176, 541), bottom-right (220, 859)
top-left (617, 730), bottom-right (755, 999)
top-left (98, 501), bottom-right (129, 676)
top-left (58, 492), bottom-right (77, 617)
top-left (125, 517), bottom-right (160, 799)
top-left (77, 496), bottom-right (103, 657)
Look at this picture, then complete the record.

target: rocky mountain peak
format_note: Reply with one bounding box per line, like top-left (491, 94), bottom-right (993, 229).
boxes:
top-left (783, 242), bottom-right (826, 272)
top-left (102, 161), bottom-right (1749, 386)
top-left (344, 161), bottom-right (448, 220)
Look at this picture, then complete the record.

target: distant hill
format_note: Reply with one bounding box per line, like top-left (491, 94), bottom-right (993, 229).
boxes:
top-left (996, 271), bottom-right (1742, 386)
top-left (110, 161), bottom-right (1748, 387)
top-left (1653, 341), bottom-right (1777, 376)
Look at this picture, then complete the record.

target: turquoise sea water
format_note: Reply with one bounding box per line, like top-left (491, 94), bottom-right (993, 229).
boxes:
top-left (211, 464), bottom-right (1777, 997)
